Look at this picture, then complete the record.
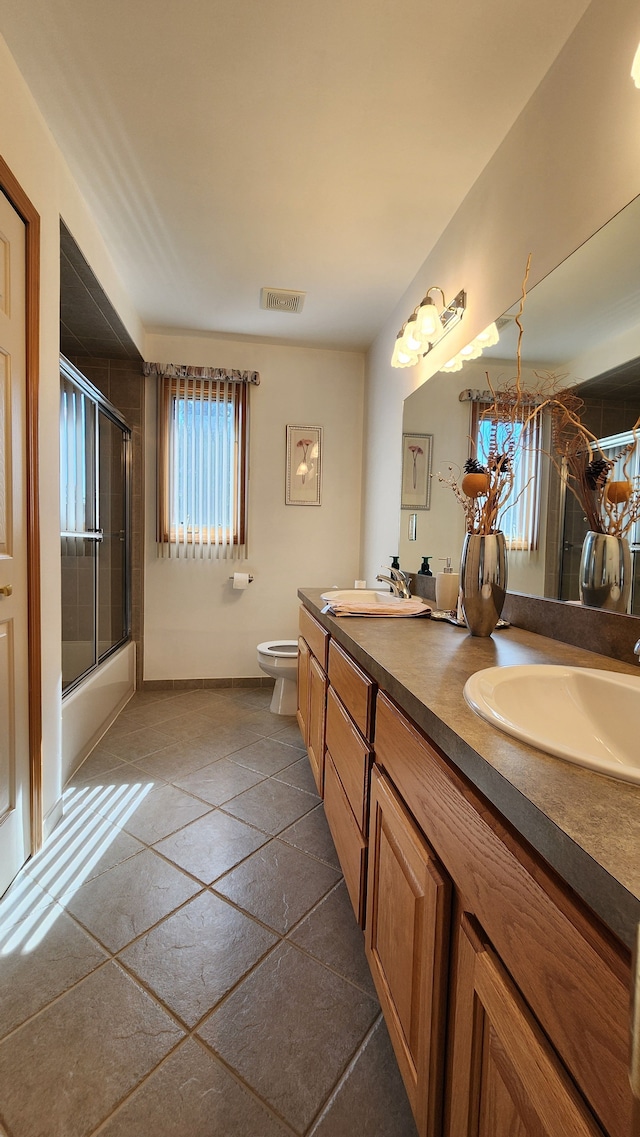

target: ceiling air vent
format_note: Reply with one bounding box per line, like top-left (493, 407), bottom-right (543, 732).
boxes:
top-left (260, 287), bottom-right (306, 314)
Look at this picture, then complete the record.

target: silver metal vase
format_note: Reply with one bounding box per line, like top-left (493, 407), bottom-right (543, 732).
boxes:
top-left (578, 531), bottom-right (631, 612)
top-left (460, 532), bottom-right (508, 636)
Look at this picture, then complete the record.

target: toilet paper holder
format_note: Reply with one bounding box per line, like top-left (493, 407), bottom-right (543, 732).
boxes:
top-left (228, 574), bottom-right (254, 582)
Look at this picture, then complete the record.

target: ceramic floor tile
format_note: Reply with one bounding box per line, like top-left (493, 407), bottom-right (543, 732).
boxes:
top-left (61, 847), bottom-right (201, 952)
top-left (154, 809), bottom-right (269, 884)
top-left (279, 804), bottom-right (342, 870)
top-left (198, 941), bottom-right (379, 1133)
top-left (101, 724), bottom-right (174, 761)
top-left (241, 709), bottom-right (297, 737)
top-left (28, 816), bottom-right (145, 900)
top-left (0, 869), bottom-right (57, 936)
top-left (119, 890), bottom-right (277, 1026)
top-left (148, 711), bottom-right (219, 743)
top-left (274, 755), bottom-right (321, 796)
top-left (131, 736), bottom-right (230, 782)
top-left (105, 782), bottom-right (212, 844)
top-left (160, 720), bottom-right (263, 761)
top-left (96, 1038), bottom-right (293, 1137)
top-left (0, 962), bottom-right (184, 1137)
top-left (222, 776), bottom-right (317, 834)
top-left (309, 1018), bottom-right (418, 1137)
top-left (230, 736), bottom-right (303, 776)
top-left (174, 756), bottom-right (266, 805)
top-left (214, 838), bottom-right (340, 934)
top-left (159, 689), bottom-right (230, 717)
top-left (290, 881), bottom-right (378, 998)
top-left (271, 721), bottom-right (306, 749)
top-left (0, 907), bottom-right (107, 1038)
top-left (66, 749), bottom-right (126, 785)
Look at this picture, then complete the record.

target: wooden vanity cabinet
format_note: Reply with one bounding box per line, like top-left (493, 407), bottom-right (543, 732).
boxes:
top-left (297, 606), bottom-right (329, 793)
top-left (372, 691), bottom-right (632, 1137)
top-left (365, 766), bottom-right (450, 1137)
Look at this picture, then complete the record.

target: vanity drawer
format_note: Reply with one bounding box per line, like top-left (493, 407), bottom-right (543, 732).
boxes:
top-left (299, 605), bottom-right (329, 669)
top-left (324, 750), bottom-right (367, 925)
top-left (326, 685), bottom-right (371, 833)
top-left (328, 639), bottom-right (376, 739)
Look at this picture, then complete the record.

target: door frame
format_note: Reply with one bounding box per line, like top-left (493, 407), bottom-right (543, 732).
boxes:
top-left (0, 156), bottom-right (43, 853)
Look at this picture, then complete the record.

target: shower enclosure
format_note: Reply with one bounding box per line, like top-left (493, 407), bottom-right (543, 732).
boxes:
top-left (60, 357), bottom-right (131, 693)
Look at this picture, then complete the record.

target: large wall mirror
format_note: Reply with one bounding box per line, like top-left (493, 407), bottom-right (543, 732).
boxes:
top-left (400, 193), bottom-right (640, 614)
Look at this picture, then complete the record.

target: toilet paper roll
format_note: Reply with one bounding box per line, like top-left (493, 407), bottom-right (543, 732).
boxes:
top-left (232, 572), bottom-right (251, 590)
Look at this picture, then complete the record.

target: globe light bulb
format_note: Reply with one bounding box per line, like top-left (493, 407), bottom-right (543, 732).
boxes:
top-left (413, 297), bottom-right (442, 346)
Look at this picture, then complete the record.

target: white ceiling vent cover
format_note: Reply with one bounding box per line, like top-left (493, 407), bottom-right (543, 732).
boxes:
top-left (260, 287), bottom-right (306, 314)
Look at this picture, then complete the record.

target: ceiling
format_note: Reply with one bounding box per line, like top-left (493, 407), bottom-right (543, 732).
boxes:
top-left (1, 0), bottom-right (591, 352)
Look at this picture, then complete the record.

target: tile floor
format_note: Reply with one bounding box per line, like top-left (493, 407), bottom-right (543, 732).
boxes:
top-left (0, 685), bottom-right (418, 1137)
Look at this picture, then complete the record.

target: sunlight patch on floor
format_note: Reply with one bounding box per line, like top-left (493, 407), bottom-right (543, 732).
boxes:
top-left (0, 779), bottom-right (154, 955)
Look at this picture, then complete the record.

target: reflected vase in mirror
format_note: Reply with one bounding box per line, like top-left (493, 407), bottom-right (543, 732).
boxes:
top-left (460, 532), bottom-right (508, 636)
top-left (578, 531), bottom-right (631, 612)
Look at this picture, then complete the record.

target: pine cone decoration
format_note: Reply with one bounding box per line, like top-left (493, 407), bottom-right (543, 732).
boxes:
top-left (463, 457), bottom-right (487, 474)
top-left (585, 457), bottom-right (612, 489)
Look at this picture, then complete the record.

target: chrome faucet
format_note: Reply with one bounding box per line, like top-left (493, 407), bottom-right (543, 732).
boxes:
top-left (634, 639), bottom-right (640, 663)
top-left (376, 567), bottom-right (411, 599)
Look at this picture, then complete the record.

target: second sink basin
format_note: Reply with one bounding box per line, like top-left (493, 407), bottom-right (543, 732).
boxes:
top-left (464, 664), bottom-right (640, 783)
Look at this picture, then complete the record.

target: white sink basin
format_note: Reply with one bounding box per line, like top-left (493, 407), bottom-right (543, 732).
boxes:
top-left (464, 665), bottom-right (640, 783)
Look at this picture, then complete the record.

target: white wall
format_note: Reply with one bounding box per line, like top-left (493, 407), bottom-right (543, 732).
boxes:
top-left (362, 0), bottom-right (640, 587)
top-left (0, 33), bottom-right (144, 821)
top-left (144, 332), bottom-right (364, 680)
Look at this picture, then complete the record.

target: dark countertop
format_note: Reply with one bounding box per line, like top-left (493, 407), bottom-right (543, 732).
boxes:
top-left (299, 588), bottom-right (640, 950)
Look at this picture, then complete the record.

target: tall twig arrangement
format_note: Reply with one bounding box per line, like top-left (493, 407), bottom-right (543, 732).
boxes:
top-left (545, 391), bottom-right (640, 538)
top-left (440, 255), bottom-right (542, 535)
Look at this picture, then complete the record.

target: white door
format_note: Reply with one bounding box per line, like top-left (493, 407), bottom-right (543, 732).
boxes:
top-left (0, 189), bottom-right (30, 895)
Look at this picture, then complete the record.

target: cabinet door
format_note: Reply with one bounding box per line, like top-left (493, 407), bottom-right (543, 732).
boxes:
top-left (307, 654), bottom-right (327, 795)
top-left (296, 636), bottom-right (310, 747)
top-left (448, 915), bottom-right (605, 1137)
top-left (366, 766), bottom-right (450, 1137)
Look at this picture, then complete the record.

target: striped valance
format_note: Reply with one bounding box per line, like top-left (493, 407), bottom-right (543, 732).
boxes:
top-left (144, 362), bottom-right (260, 385)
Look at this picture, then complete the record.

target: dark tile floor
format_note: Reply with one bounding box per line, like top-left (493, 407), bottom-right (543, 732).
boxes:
top-left (0, 686), bottom-right (418, 1137)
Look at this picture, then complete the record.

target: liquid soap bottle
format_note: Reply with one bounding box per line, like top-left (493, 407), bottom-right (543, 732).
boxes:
top-left (436, 557), bottom-right (459, 612)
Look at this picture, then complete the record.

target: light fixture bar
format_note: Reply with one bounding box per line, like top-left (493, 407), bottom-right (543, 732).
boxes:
top-left (390, 288), bottom-right (466, 369)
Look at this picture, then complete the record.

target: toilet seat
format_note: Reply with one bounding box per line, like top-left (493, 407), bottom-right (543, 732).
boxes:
top-left (257, 640), bottom-right (298, 658)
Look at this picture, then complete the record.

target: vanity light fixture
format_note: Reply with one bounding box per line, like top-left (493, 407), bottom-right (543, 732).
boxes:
top-left (391, 288), bottom-right (466, 368)
top-left (439, 322), bottom-right (500, 374)
top-left (632, 42), bottom-right (640, 87)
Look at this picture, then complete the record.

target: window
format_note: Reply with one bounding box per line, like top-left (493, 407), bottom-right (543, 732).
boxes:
top-left (156, 371), bottom-right (251, 557)
top-left (471, 401), bottom-right (542, 551)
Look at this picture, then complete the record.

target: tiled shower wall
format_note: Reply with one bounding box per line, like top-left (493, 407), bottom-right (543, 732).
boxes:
top-left (68, 357), bottom-right (145, 688)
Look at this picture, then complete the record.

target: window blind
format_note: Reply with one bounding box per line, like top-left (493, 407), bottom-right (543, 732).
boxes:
top-left (152, 366), bottom-right (257, 559)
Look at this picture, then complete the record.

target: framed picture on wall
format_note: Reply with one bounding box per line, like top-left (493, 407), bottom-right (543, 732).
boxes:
top-left (401, 432), bottom-right (432, 509)
top-left (286, 425), bottom-right (323, 505)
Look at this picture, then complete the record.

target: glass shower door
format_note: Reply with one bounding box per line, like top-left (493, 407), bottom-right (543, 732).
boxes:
top-left (60, 359), bottom-right (131, 694)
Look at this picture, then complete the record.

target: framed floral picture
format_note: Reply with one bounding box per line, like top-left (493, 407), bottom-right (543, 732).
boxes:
top-left (286, 425), bottom-right (322, 505)
top-left (401, 432), bottom-right (432, 509)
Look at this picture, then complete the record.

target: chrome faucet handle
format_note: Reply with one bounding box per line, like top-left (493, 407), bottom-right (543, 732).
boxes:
top-left (634, 639), bottom-right (640, 662)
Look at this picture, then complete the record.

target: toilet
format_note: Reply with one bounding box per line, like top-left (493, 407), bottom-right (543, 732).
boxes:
top-left (257, 640), bottom-right (299, 715)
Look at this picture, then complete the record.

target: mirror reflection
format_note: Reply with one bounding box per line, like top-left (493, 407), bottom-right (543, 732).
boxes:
top-left (400, 194), bottom-right (640, 614)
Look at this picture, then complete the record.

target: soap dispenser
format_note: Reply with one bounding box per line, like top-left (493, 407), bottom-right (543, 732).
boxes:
top-left (390, 555), bottom-right (400, 570)
top-left (418, 556), bottom-right (433, 576)
top-left (436, 557), bottom-right (459, 612)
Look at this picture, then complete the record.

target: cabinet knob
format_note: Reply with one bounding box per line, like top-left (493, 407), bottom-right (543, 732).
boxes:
top-left (0, 584), bottom-right (12, 597)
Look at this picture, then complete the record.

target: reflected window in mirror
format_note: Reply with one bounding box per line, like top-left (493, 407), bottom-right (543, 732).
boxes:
top-left (470, 400), bottom-right (542, 553)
